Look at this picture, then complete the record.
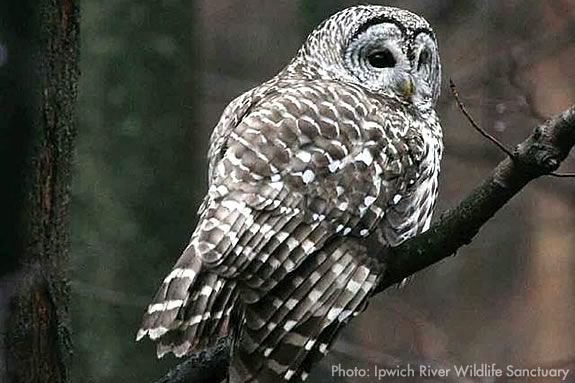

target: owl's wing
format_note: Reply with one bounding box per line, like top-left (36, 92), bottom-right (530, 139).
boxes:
top-left (138, 80), bottom-right (427, 381)
top-left (196, 88), bottom-right (258, 216)
top-left (199, 80), bottom-right (425, 281)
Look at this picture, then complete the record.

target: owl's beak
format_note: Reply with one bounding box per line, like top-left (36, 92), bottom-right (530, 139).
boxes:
top-left (399, 76), bottom-right (415, 98)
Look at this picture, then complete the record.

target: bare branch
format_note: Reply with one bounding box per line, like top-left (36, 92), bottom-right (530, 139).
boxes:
top-left (153, 338), bottom-right (230, 383)
top-left (449, 80), bottom-right (574, 179)
top-left (449, 80), bottom-right (516, 158)
top-left (373, 103), bottom-right (575, 291)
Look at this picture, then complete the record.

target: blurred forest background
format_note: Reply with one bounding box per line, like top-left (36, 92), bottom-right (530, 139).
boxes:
top-left (73, 1), bottom-right (575, 382)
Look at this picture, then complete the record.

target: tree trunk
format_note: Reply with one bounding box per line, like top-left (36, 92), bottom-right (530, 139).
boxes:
top-left (0, 1), bottom-right (80, 382)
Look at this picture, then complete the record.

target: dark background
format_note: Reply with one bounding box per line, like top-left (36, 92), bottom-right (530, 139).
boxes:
top-left (72, 1), bottom-right (575, 382)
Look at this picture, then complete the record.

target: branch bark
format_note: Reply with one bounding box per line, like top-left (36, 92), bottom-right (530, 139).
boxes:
top-left (154, 338), bottom-right (230, 383)
top-left (155, 104), bottom-right (575, 382)
top-left (374, 104), bottom-right (575, 291)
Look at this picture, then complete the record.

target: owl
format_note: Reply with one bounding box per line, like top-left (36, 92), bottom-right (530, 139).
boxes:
top-left (137, 5), bottom-right (442, 383)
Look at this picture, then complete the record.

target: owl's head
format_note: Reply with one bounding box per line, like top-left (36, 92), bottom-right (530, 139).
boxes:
top-left (286, 5), bottom-right (441, 107)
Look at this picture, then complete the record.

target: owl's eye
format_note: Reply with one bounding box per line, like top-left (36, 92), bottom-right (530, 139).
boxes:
top-left (367, 49), bottom-right (396, 68)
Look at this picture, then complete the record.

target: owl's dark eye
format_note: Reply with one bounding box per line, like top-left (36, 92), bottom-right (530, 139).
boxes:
top-left (418, 48), bottom-right (431, 70)
top-left (367, 49), bottom-right (396, 68)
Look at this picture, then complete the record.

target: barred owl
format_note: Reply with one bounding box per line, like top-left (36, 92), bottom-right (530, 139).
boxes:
top-left (138, 5), bottom-right (442, 382)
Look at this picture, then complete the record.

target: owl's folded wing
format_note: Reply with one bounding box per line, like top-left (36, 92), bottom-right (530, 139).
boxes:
top-left (138, 81), bottom-right (426, 376)
top-left (200, 80), bottom-right (426, 282)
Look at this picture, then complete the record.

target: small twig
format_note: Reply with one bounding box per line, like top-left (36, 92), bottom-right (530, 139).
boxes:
top-left (450, 80), bottom-right (575, 178)
top-left (449, 79), bottom-right (516, 159)
top-left (373, 104), bottom-right (575, 292)
top-left (506, 50), bottom-right (575, 178)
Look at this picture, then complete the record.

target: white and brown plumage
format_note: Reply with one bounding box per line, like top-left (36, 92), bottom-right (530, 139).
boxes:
top-left (137, 5), bottom-right (443, 382)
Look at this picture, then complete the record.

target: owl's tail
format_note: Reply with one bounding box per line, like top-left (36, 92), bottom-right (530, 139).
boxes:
top-left (136, 244), bottom-right (239, 358)
top-left (229, 239), bottom-right (377, 383)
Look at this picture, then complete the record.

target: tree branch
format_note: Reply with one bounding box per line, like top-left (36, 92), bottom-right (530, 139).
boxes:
top-left (155, 104), bottom-right (575, 382)
top-left (375, 104), bottom-right (575, 291)
top-left (449, 80), bottom-right (516, 159)
top-left (154, 338), bottom-right (230, 383)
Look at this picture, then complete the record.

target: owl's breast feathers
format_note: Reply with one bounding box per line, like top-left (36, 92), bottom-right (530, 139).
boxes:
top-left (138, 79), bottom-right (442, 382)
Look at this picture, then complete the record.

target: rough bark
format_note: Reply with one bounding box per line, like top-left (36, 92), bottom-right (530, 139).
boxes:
top-left (0, 1), bottom-right (80, 382)
top-left (155, 104), bottom-right (575, 383)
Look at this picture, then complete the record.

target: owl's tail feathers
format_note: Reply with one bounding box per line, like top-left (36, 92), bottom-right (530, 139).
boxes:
top-left (136, 244), bottom-right (239, 358)
top-left (229, 240), bottom-right (378, 383)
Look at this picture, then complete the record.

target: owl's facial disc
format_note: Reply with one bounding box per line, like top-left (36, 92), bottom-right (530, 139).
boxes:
top-left (412, 32), bottom-right (441, 102)
top-left (344, 22), bottom-right (439, 104)
top-left (345, 23), bottom-right (410, 95)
